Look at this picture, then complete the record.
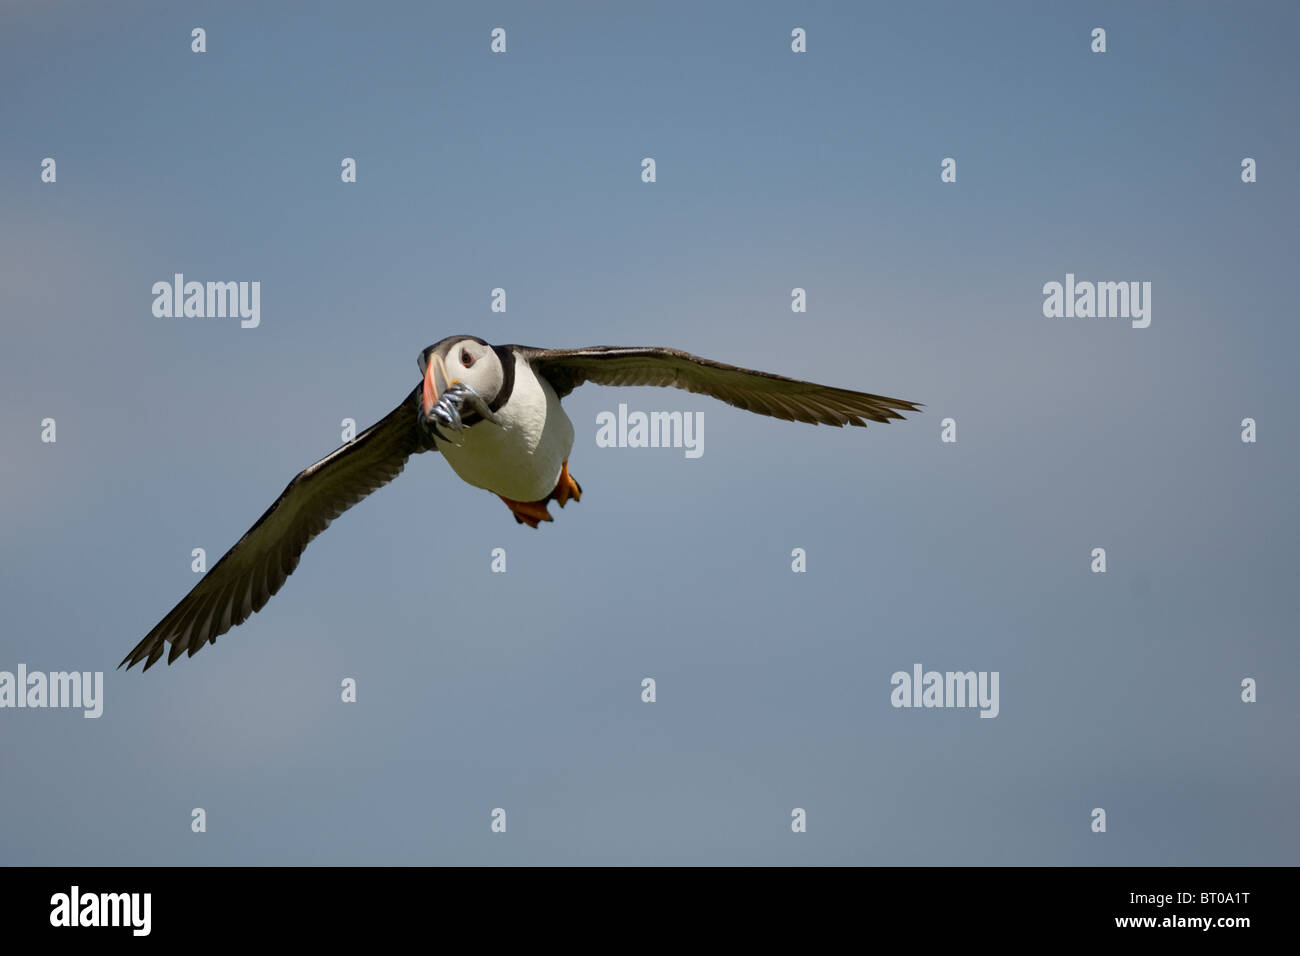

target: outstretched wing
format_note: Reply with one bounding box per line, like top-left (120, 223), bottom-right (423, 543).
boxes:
top-left (122, 384), bottom-right (431, 671)
top-left (514, 345), bottom-right (920, 426)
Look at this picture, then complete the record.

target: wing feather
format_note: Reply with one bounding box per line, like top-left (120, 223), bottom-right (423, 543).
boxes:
top-left (513, 345), bottom-right (920, 427)
top-left (121, 384), bottom-right (430, 671)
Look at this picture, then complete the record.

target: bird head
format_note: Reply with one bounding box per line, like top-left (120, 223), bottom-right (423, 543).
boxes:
top-left (417, 336), bottom-right (506, 437)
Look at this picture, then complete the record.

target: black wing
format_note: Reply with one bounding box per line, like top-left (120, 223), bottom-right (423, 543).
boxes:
top-left (514, 345), bottom-right (920, 426)
top-left (121, 384), bottom-right (431, 671)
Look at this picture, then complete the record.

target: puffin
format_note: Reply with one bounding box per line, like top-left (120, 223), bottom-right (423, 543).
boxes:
top-left (121, 337), bottom-right (920, 670)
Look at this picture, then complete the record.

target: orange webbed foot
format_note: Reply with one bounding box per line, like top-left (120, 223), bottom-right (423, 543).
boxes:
top-left (551, 460), bottom-right (583, 508)
top-left (498, 496), bottom-right (553, 529)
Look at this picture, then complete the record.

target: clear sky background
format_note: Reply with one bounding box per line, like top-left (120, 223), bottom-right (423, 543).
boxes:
top-left (1, 1), bottom-right (1297, 864)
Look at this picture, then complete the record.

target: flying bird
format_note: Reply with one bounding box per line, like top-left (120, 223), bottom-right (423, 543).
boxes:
top-left (122, 337), bottom-right (919, 670)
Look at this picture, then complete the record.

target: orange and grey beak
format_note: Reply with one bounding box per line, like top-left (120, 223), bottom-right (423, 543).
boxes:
top-left (422, 352), bottom-right (456, 418)
top-left (422, 356), bottom-right (442, 418)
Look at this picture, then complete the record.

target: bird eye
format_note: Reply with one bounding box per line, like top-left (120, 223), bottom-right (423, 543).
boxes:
top-left (461, 349), bottom-right (474, 368)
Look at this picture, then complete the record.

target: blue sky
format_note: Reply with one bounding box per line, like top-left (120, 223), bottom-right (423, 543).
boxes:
top-left (1, 1), bottom-right (1297, 864)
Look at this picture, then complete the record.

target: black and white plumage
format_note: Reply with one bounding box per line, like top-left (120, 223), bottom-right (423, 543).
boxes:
top-left (121, 337), bottom-right (919, 670)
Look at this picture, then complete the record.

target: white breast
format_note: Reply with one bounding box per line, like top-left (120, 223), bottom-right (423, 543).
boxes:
top-left (434, 356), bottom-right (575, 502)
